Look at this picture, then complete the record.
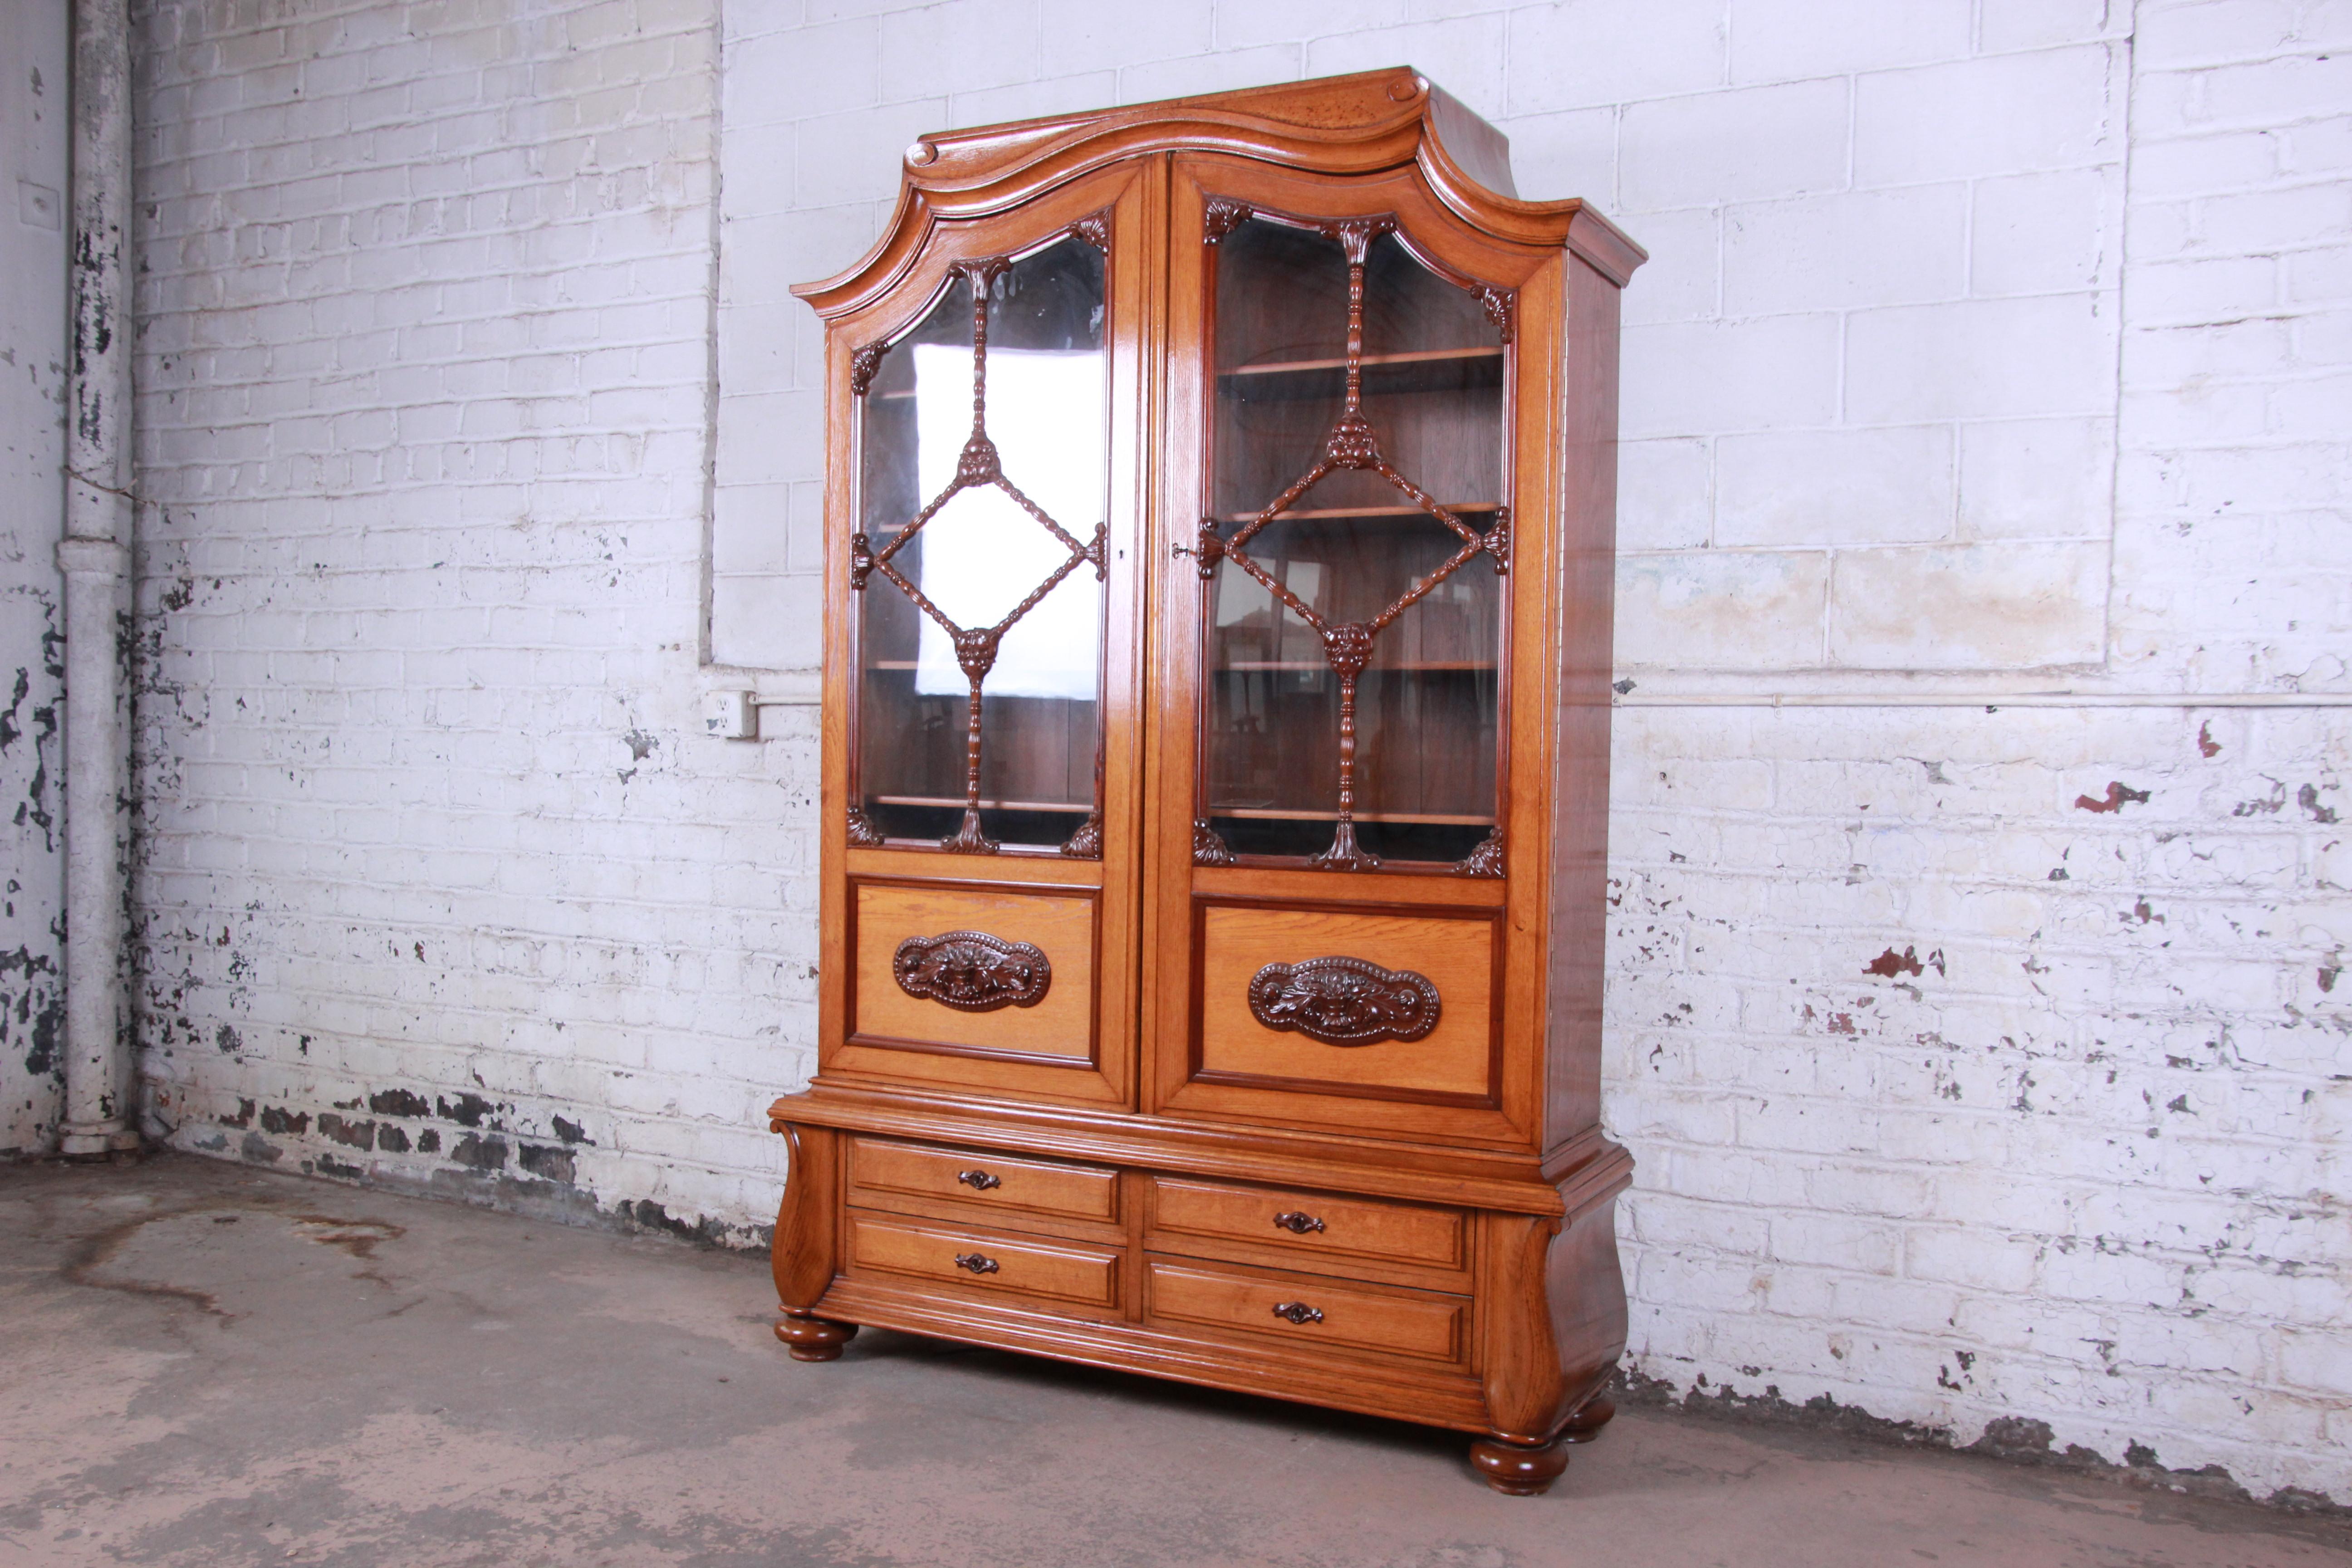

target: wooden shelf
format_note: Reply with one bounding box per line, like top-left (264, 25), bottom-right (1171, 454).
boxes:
top-left (1221, 346), bottom-right (1503, 378)
top-left (871, 794), bottom-right (1093, 814)
top-left (1215, 660), bottom-right (1496, 673)
top-left (1213, 501), bottom-right (1499, 524)
top-left (1207, 806), bottom-right (1495, 827)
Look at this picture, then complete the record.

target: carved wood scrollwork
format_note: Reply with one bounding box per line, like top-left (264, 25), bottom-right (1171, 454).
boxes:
top-left (1192, 819), bottom-right (1236, 866)
top-left (849, 343), bottom-right (887, 397)
top-left (1203, 197), bottom-right (1252, 242)
top-left (892, 931), bottom-right (1052, 1012)
top-left (1475, 284), bottom-right (1516, 344)
top-left (1454, 826), bottom-right (1505, 877)
top-left (1246, 956), bottom-right (1441, 1047)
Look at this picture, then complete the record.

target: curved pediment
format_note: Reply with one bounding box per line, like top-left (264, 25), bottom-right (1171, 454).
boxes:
top-left (791, 68), bottom-right (1643, 320)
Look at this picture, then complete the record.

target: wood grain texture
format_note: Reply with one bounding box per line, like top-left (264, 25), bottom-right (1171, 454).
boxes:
top-left (1148, 1175), bottom-right (1466, 1272)
top-left (1193, 901), bottom-right (1497, 1102)
top-left (773, 1081), bottom-right (1567, 1215)
top-left (844, 1210), bottom-right (1122, 1310)
top-left (850, 882), bottom-right (1095, 1060)
top-left (779, 72), bottom-right (1642, 1493)
top-left (818, 1270), bottom-right (1494, 1431)
top-left (791, 71), bottom-right (1644, 325)
top-left (1144, 1256), bottom-right (1465, 1363)
top-left (848, 1134), bottom-right (1121, 1223)
top-left (771, 1123), bottom-right (839, 1311)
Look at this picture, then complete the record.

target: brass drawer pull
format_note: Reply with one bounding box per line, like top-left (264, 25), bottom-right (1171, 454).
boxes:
top-left (1272, 1211), bottom-right (1325, 1235)
top-left (1271, 1300), bottom-right (1323, 1325)
top-left (957, 1169), bottom-right (1001, 1191)
top-left (954, 1252), bottom-right (1000, 1275)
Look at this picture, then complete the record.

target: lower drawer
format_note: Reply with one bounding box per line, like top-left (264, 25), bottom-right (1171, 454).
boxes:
top-left (844, 1210), bottom-right (1122, 1311)
top-left (1143, 1256), bottom-right (1466, 1365)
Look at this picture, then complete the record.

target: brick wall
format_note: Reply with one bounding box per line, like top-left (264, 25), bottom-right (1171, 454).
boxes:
top-left (131, 0), bottom-right (2349, 1503)
top-left (0, 0), bottom-right (70, 1156)
top-left (131, 0), bottom-right (809, 1237)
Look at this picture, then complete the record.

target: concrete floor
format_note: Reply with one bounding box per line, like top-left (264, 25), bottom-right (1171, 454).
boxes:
top-left (2, 1156), bottom-right (2345, 1568)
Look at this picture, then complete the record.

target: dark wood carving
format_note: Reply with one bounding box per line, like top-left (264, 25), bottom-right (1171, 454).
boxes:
top-left (1192, 818), bottom-right (1235, 867)
top-left (1069, 210), bottom-right (1111, 252)
top-left (893, 931), bottom-right (1052, 1012)
top-left (1454, 826), bottom-right (1504, 878)
top-left (845, 804), bottom-right (886, 848)
top-left (849, 343), bottom-right (887, 396)
top-left (1203, 197), bottom-right (1252, 242)
top-left (1475, 284), bottom-right (1516, 343)
top-left (1059, 810), bottom-right (1103, 859)
top-left (1200, 206), bottom-right (1515, 871)
top-left (1247, 956), bottom-right (1441, 1046)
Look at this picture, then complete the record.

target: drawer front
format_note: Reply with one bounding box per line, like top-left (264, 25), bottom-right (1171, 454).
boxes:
top-left (1193, 903), bottom-right (1498, 1104)
top-left (1144, 1258), bottom-right (1465, 1363)
top-left (1150, 1176), bottom-right (1465, 1271)
top-left (845, 1211), bottom-right (1121, 1309)
top-left (848, 1136), bottom-right (1120, 1224)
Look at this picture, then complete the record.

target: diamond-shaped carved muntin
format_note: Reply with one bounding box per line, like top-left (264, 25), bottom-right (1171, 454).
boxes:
top-left (1201, 206), bottom-right (1513, 873)
top-left (847, 230), bottom-right (1111, 856)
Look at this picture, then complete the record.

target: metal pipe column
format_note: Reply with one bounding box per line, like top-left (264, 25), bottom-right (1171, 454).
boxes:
top-left (56, 0), bottom-right (136, 1159)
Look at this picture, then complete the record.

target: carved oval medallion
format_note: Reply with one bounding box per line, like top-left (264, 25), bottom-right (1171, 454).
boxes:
top-left (893, 931), bottom-right (1051, 1013)
top-left (1246, 956), bottom-right (1441, 1047)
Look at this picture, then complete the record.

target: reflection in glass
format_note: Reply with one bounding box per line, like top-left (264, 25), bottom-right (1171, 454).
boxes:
top-left (852, 233), bottom-right (1108, 853)
top-left (1200, 211), bottom-right (1508, 870)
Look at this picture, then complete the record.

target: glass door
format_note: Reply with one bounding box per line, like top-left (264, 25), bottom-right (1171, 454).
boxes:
top-left (1147, 157), bottom-right (1550, 1149)
top-left (820, 165), bottom-right (1144, 1112)
top-left (1192, 205), bottom-right (1509, 874)
top-left (850, 232), bottom-right (1111, 858)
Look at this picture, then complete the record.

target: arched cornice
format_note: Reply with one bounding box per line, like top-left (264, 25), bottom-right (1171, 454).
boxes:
top-left (790, 68), bottom-right (1645, 321)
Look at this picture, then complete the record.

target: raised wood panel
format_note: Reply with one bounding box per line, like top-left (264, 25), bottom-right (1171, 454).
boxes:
top-left (848, 1135), bottom-right (1120, 1223)
top-left (844, 1210), bottom-right (1122, 1310)
top-left (1144, 1257), bottom-right (1465, 1364)
top-left (849, 881), bottom-right (1096, 1063)
top-left (1148, 1174), bottom-right (1465, 1273)
top-left (1193, 903), bottom-right (1497, 1101)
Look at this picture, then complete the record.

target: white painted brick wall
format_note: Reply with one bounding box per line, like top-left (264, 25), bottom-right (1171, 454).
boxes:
top-left (132, 0), bottom-right (813, 1239)
top-left (0, 0), bottom-right (69, 1156)
top-left (129, 0), bottom-right (2352, 1506)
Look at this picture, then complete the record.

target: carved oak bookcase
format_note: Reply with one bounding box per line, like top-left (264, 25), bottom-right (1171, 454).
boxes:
top-left (768, 69), bottom-right (1644, 1495)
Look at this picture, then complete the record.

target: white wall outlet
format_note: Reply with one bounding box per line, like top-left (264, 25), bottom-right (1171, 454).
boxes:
top-left (701, 689), bottom-right (759, 740)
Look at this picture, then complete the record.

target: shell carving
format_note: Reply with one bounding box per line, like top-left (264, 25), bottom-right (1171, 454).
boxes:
top-left (1246, 956), bottom-right (1441, 1047)
top-left (893, 931), bottom-right (1052, 1012)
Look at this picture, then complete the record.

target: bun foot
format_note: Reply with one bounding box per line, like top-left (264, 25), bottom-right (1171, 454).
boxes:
top-left (775, 1312), bottom-right (859, 1362)
top-left (1562, 1396), bottom-right (1617, 1444)
top-left (1470, 1433), bottom-right (1568, 1496)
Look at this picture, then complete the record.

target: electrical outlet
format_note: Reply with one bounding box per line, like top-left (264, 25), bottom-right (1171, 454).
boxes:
top-left (701, 690), bottom-right (758, 740)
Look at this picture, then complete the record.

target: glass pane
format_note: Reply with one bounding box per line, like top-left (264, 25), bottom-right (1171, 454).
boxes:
top-left (854, 236), bottom-right (1108, 852)
top-left (1201, 214), bottom-right (1507, 868)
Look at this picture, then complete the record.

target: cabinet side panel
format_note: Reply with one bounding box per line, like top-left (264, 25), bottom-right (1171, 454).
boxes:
top-left (1544, 256), bottom-right (1623, 1148)
top-left (774, 1123), bottom-right (842, 1309)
